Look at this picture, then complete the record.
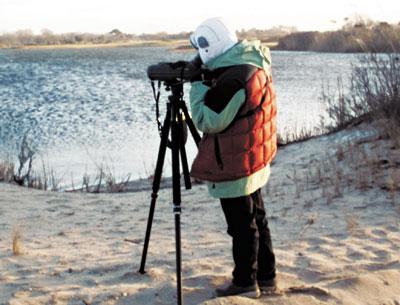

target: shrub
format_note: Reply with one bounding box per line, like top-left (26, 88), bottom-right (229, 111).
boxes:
top-left (323, 53), bottom-right (400, 142)
top-left (276, 21), bottom-right (400, 53)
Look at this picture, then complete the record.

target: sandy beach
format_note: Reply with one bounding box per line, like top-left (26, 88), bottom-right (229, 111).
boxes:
top-left (1, 122), bottom-right (399, 305)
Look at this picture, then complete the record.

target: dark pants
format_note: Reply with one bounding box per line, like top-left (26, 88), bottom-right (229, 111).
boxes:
top-left (220, 188), bottom-right (276, 287)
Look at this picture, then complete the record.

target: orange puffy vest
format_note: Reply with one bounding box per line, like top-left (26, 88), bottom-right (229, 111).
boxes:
top-left (191, 68), bottom-right (277, 182)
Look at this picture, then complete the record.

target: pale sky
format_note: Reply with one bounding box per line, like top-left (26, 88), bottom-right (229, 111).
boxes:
top-left (0, 0), bottom-right (399, 34)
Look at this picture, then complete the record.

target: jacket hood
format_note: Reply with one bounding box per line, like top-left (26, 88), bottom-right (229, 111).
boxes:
top-left (205, 40), bottom-right (272, 71)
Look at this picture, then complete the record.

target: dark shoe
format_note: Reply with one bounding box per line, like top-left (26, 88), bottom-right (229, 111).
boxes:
top-left (215, 282), bottom-right (261, 298)
top-left (258, 278), bottom-right (277, 292)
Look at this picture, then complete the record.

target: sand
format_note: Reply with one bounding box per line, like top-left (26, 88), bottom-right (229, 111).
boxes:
top-left (0, 123), bottom-right (399, 305)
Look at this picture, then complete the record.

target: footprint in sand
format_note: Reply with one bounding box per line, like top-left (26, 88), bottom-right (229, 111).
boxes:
top-left (346, 248), bottom-right (366, 260)
top-left (363, 245), bottom-right (391, 260)
top-left (371, 229), bottom-right (388, 237)
top-left (372, 249), bottom-right (391, 260)
top-left (386, 225), bottom-right (399, 233)
top-left (259, 285), bottom-right (334, 303)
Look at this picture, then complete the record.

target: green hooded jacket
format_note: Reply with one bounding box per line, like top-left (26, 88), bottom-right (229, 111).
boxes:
top-left (189, 40), bottom-right (274, 198)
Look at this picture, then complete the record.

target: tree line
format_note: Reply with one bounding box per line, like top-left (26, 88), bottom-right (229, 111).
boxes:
top-left (276, 20), bottom-right (400, 52)
top-left (1, 19), bottom-right (399, 52)
top-left (0, 29), bottom-right (166, 48)
top-left (0, 26), bottom-right (295, 48)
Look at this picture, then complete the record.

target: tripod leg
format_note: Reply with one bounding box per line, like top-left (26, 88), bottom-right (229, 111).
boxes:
top-left (174, 211), bottom-right (183, 305)
top-left (178, 111), bottom-right (191, 190)
top-left (171, 100), bottom-right (183, 305)
top-left (139, 102), bottom-right (172, 274)
top-left (180, 101), bottom-right (201, 147)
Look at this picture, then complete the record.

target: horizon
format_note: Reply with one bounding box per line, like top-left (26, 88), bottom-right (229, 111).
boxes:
top-left (1, 0), bottom-right (399, 35)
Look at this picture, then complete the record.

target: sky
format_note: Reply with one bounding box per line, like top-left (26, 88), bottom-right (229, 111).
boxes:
top-left (0, 0), bottom-right (399, 34)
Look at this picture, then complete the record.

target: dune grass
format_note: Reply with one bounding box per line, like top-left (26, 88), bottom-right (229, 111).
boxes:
top-left (12, 226), bottom-right (23, 256)
top-left (323, 53), bottom-right (400, 144)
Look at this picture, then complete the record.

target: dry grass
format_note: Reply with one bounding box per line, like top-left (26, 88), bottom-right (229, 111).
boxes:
top-left (304, 50), bottom-right (400, 203)
top-left (287, 130), bottom-right (400, 206)
top-left (345, 215), bottom-right (359, 235)
top-left (278, 126), bottom-right (321, 146)
top-left (387, 169), bottom-right (399, 204)
top-left (0, 160), bottom-right (14, 182)
top-left (5, 140), bottom-right (132, 193)
top-left (15, 157), bottom-right (64, 191)
top-left (323, 53), bottom-right (400, 143)
top-left (271, 52), bottom-right (400, 208)
top-left (70, 164), bottom-right (132, 193)
top-left (12, 226), bottom-right (23, 255)
top-left (335, 145), bottom-right (345, 162)
top-left (90, 163), bottom-right (132, 193)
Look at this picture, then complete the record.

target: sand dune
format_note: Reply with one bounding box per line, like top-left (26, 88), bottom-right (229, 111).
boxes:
top-left (0, 123), bottom-right (399, 305)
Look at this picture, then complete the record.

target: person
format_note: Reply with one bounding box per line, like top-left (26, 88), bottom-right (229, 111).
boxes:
top-left (188, 17), bottom-right (278, 298)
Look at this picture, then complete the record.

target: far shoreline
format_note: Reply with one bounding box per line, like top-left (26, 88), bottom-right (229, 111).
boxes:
top-left (0, 39), bottom-right (190, 51)
top-left (0, 40), bottom-right (278, 51)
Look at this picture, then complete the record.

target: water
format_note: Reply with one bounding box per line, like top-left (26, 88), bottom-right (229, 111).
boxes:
top-left (0, 47), bottom-right (358, 187)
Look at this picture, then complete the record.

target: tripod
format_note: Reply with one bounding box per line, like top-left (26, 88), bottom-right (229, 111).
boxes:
top-left (139, 80), bottom-right (201, 305)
